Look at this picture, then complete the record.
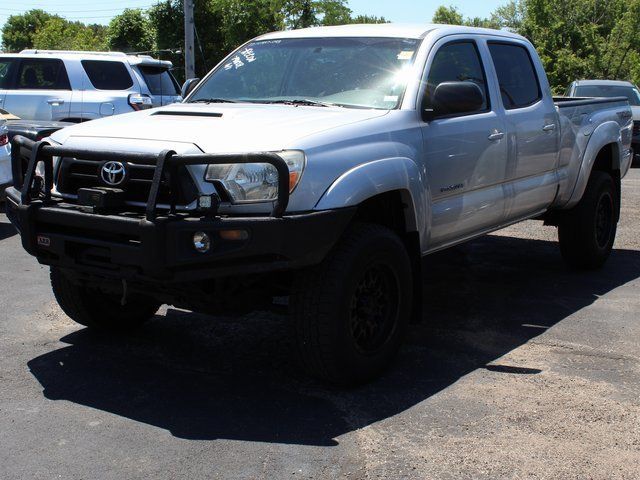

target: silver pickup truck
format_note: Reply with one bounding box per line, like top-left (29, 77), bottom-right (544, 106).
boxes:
top-left (5, 24), bottom-right (633, 385)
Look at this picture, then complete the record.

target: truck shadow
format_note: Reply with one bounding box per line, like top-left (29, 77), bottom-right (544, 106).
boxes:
top-left (27, 234), bottom-right (640, 446)
top-left (0, 204), bottom-right (18, 241)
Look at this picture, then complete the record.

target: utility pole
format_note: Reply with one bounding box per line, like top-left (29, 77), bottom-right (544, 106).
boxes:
top-left (183, 0), bottom-right (196, 79)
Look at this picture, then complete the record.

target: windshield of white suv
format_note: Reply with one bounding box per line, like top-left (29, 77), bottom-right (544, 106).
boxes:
top-left (188, 37), bottom-right (421, 109)
top-left (574, 84), bottom-right (640, 106)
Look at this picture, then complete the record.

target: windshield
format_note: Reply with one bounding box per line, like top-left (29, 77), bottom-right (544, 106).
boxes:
top-left (574, 84), bottom-right (640, 106)
top-left (188, 37), bottom-right (421, 109)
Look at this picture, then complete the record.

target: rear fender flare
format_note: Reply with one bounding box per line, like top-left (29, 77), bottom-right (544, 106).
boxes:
top-left (566, 121), bottom-right (622, 208)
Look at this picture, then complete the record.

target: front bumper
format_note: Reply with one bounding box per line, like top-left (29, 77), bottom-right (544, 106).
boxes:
top-left (5, 186), bottom-right (355, 282)
top-left (7, 135), bottom-right (355, 282)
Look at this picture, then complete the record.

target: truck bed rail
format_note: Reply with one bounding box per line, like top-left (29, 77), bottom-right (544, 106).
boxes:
top-left (553, 96), bottom-right (629, 108)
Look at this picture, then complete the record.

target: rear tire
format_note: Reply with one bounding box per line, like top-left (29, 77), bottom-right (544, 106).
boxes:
top-left (558, 171), bottom-right (618, 270)
top-left (291, 223), bottom-right (413, 385)
top-left (50, 267), bottom-right (160, 331)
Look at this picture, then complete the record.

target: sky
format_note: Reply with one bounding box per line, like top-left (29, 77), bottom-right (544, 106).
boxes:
top-left (0, 0), bottom-right (507, 32)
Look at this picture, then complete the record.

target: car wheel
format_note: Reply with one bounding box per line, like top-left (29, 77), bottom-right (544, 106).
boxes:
top-left (291, 223), bottom-right (413, 385)
top-left (50, 267), bottom-right (160, 331)
top-left (558, 171), bottom-right (618, 269)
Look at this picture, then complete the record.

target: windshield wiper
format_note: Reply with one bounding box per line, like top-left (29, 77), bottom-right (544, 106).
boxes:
top-left (189, 98), bottom-right (238, 104)
top-left (254, 99), bottom-right (336, 107)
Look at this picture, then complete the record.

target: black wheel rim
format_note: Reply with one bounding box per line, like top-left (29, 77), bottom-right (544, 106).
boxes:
top-left (349, 263), bottom-right (400, 354)
top-left (595, 192), bottom-right (614, 249)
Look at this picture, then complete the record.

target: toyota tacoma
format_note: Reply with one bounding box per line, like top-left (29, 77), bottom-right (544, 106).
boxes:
top-left (5, 24), bottom-right (634, 384)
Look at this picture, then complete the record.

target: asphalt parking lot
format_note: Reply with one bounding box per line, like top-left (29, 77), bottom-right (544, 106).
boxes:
top-left (1, 169), bottom-right (639, 480)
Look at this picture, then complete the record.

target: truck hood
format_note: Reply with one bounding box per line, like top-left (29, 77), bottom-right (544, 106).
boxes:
top-left (50, 103), bottom-right (389, 152)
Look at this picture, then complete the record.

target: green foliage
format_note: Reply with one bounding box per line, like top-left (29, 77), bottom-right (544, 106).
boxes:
top-left (432, 5), bottom-right (500, 28)
top-left (350, 15), bottom-right (389, 24)
top-left (316, 0), bottom-right (353, 26)
top-left (33, 18), bottom-right (106, 50)
top-left (214, 0), bottom-right (283, 51)
top-left (432, 0), bottom-right (640, 93)
top-left (519, 0), bottom-right (640, 93)
top-left (106, 8), bottom-right (154, 53)
top-left (2, 10), bottom-right (59, 52)
top-left (432, 6), bottom-right (464, 25)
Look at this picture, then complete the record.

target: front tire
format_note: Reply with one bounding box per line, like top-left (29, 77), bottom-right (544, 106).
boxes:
top-left (558, 171), bottom-right (618, 269)
top-left (50, 268), bottom-right (160, 331)
top-left (291, 223), bottom-right (413, 385)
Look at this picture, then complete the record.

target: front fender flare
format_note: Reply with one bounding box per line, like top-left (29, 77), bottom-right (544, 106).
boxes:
top-left (314, 157), bottom-right (427, 235)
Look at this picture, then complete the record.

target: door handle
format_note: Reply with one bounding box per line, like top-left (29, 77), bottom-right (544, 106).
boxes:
top-left (543, 123), bottom-right (556, 132)
top-left (47, 98), bottom-right (65, 105)
top-left (488, 130), bottom-right (505, 141)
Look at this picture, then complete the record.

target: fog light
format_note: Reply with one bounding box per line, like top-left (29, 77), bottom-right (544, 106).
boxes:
top-left (193, 231), bottom-right (211, 253)
top-left (198, 194), bottom-right (212, 209)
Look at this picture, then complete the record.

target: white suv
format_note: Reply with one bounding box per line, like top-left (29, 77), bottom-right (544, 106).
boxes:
top-left (0, 50), bottom-right (182, 122)
top-left (0, 119), bottom-right (10, 197)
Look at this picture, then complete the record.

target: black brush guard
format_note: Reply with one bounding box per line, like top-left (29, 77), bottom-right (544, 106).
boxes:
top-left (6, 135), bottom-right (354, 282)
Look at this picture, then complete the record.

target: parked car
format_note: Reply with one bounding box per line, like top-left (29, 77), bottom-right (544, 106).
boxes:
top-left (6, 119), bottom-right (72, 142)
top-left (5, 24), bottom-right (634, 384)
top-left (0, 107), bottom-right (18, 120)
top-left (566, 80), bottom-right (640, 162)
top-left (0, 50), bottom-right (182, 122)
top-left (0, 119), bottom-right (10, 198)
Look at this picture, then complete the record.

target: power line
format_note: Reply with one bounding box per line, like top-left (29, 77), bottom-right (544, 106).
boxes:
top-left (0, 6), bottom-right (155, 13)
top-left (2, 0), bottom-right (159, 6)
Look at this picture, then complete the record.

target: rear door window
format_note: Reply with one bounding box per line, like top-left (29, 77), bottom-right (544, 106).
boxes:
top-left (16, 58), bottom-right (71, 90)
top-left (137, 66), bottom-right (180, 95)
top-left (0, 58), bottom-right (17, 88)
top-left (488, 42), bottom-right (541, 109)
top-left (81, 60), bottom-right (133, 90)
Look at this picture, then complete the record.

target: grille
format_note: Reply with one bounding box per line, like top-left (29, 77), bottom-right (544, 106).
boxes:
top-left (55, 157), bottom-right (198, 207)
top-left (633, 121), bottom-right (640, 137)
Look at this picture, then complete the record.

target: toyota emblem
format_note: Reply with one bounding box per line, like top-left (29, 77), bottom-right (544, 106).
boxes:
top-left (101, 161), bottom-right (126, 186)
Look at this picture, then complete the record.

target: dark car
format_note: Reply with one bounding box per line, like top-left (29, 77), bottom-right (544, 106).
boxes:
top-left (6, 119), bottom-right (73, 142)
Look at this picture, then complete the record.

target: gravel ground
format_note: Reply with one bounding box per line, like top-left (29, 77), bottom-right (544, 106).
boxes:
top-left (1, 169), bottom-right (639, 479)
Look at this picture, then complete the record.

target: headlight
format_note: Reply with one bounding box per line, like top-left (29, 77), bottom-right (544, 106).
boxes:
top-left (205, 150), bottom-right (305, 203)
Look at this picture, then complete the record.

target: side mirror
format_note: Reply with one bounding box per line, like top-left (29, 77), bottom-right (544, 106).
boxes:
top-left (422, 81), bottom-right (485, 121)
top-left (181, 78), bottom-right (200, 99)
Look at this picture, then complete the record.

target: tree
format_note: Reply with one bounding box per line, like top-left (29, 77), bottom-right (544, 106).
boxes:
top-left (214, 0), bottom-right (283, 52)
top-left (107, 8), bottom-right (154, 52)
top-left (317, 0), bottom-right (352, 25)
top-left (282, 0), bottom-right (317, 28)
top-left (431, 0), bottom-right (640, 93)
top-left (281, 0), bottom-right (352, 28)
top-left (432, 5), bottom-right (499, 28)
top-left (32, 18), bottom-right (106, 50)
top-left (432, 6), bottom-right (464, 25)
top-left (2, 10), bottom-right (58, 52)
top-left (350, 14), bottom-right (389, 24)
top-left (518, 0), bottom-right (640, 93)
top-left (490, 0), bottom-right (526, 32)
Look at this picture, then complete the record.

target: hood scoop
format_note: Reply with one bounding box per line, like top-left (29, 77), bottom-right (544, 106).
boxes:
top-left (151, 111), bottom-right (223, 118)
